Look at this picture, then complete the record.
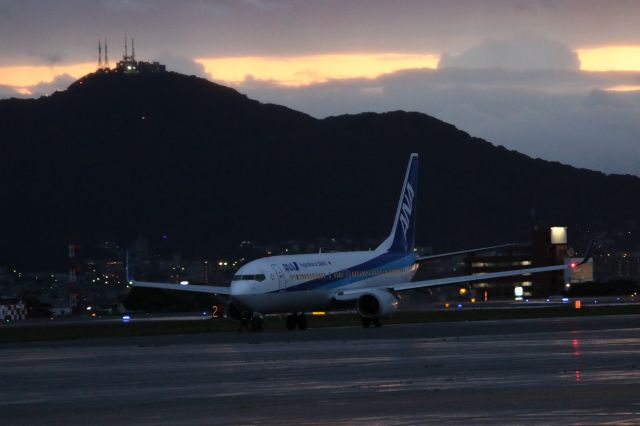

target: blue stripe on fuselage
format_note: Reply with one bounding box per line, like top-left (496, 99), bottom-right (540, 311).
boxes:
top-left (275, 252), bottom-right (416, 293)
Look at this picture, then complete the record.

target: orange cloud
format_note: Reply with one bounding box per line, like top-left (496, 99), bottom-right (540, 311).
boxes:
top-left (577, 46), bottom-right (640, 72)
top-left (0, 62), bottom-right (95, 90)
top-left (195, 53), bottom-right (439, 86)
top-left (604, 85), bottom-right (640, 92)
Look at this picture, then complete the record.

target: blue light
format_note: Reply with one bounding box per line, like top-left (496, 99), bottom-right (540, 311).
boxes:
top-left (122, 315), bottom-right (131, 323)
top-left (457, 304), bottom-right (462, 309)
top-left (562, 297), bottom-right (569, 303)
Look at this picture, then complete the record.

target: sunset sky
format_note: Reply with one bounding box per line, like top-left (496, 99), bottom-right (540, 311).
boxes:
top-left (1, 0), bottom-right (640, 175)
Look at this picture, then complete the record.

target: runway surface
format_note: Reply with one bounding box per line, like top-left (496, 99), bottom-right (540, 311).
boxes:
top-left (2, 315), bottom-right (640, 425)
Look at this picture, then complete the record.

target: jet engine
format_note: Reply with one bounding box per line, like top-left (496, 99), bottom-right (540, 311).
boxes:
top-left (356, 289), bottom-right (399, 319)
top-left (225, 302), bottom-right (243, 321)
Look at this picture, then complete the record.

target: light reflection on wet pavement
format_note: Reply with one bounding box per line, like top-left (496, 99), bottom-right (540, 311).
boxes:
top-left (2, 316), bottom-right (640, 425)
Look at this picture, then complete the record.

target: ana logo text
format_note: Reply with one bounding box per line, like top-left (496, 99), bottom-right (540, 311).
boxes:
top-left (399, 182), bottom-right (414, 240)
top-left (282, 262), bottom-right (300, 271)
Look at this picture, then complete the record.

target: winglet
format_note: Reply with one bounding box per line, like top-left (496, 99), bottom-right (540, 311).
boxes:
top-left (578, 237), bottom-right (596, 266)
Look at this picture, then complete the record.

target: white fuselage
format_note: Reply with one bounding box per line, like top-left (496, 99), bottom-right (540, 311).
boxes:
top-left (230, 250), bottom-right (418, 313)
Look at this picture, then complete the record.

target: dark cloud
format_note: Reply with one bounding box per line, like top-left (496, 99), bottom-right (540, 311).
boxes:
top-left (3, 1), bottom-right (640, 63)
top-left (0, 74), bottom-right (75, 99)
top-left (2, 1), bottom-right (640, 175)
top-left (233, 68), bottom-right (640, 176)
top-left (104, 0), bottom-right (150, 12)
top-left (27, 51), bottom-right (67, 65)
top-left (28, 74), bottom-right (76, 97)
top-left (440, 35), bottom-right (579, 70)
top-left (0, 85), bottom-right (19, 98)
top-left (0, 1), bottom-right (14, 18)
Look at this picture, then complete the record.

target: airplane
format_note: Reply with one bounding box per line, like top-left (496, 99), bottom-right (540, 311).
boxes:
top-left (130, 153), bottom-right (592, 331)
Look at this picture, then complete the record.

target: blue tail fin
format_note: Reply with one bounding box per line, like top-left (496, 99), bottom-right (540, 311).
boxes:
top-left (376, 153), bottom-right (419, 254)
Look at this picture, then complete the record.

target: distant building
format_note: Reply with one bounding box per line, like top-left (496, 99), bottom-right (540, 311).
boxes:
top-left (565, 257), bottom-right (594, 284)
top-left (115, 58), bottom-right (166, 74)
top-left (593, 253), bottom-right (640, 282)
top-left (114, 37), bottom-right (166, 74)
top-left (465, 226), bottom-right (570, 300)
top-left (186, 260), bottom-right (211, 284)
top-left (49, 306), bottom-right (73, 317)
top-left (97, 37), bottom-right (166, 74)
top-left (0, 299), bottom-right (27, 321)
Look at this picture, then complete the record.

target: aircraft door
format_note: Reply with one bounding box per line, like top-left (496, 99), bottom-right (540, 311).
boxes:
top-left (270, 264), bottom-right (287, 292)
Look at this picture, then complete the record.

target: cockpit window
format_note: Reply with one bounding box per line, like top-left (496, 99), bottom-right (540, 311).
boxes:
top-left (232, 274), bottom-right (266, 282)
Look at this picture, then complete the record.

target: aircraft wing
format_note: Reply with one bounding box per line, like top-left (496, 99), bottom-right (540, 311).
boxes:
top-left (334, 263), bottom-right (574, 301)
top-left (389, 263), bottom-right (570, 292)
top-left (416, 243), bottom-right (518, 262)
top-left (131, 280), bottom-right (231, 295)
top-left (335, 238), bottom-right (596, 300)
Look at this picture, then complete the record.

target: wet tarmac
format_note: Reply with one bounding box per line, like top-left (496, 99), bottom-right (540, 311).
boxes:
top-left (2, 315), bottom-right (640, 425)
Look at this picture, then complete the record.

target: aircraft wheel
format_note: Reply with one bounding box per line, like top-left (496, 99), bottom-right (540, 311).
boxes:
top-left (250, 316), bottom-right (263, 332)
top-left (361, 318), bottom-right (372, 328)
top-left (286, 314), bottom-right (296, 330)
top-left (238, 311), bottom-right (252, 332)
top-left (373, 318), bottom-right (382, 328)
top-left (296, 314), bottom-right (307, 330)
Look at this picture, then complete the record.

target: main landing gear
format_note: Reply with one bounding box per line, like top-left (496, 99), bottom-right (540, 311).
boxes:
top-left (361, 317), bottom-right (382, 328)
top-left (238, 311), bottom-right (263, 332)
top-left (286, 312), bottom-right (308, 330)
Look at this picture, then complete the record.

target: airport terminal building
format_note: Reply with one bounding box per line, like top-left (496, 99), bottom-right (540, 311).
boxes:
top-left (464, 227), bottom-right (574, 300)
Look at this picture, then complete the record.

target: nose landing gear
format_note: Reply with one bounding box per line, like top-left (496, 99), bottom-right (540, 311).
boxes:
top-left (238, 311), bottom-right (264, 332)
top-left (361, 317), bottom-right (382, 328)
top-left (286, 312), bottom-right (307, 330)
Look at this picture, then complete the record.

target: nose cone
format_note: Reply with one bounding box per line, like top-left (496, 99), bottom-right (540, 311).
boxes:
top-left (230, 281), bottom-right (251, 296)
top-left (229, 281), bottom-right (259, 312)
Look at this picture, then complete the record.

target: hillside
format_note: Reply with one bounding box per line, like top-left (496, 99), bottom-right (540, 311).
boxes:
top-left (1, 71), bottom-right (639, 268)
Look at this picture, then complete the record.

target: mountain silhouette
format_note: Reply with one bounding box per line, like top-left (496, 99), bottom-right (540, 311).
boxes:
top-left (1, 70), bottom-right (638, 268)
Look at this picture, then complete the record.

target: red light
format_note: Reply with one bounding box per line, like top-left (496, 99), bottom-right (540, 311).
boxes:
top-left (570, 262), bottom-right (577, 268)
